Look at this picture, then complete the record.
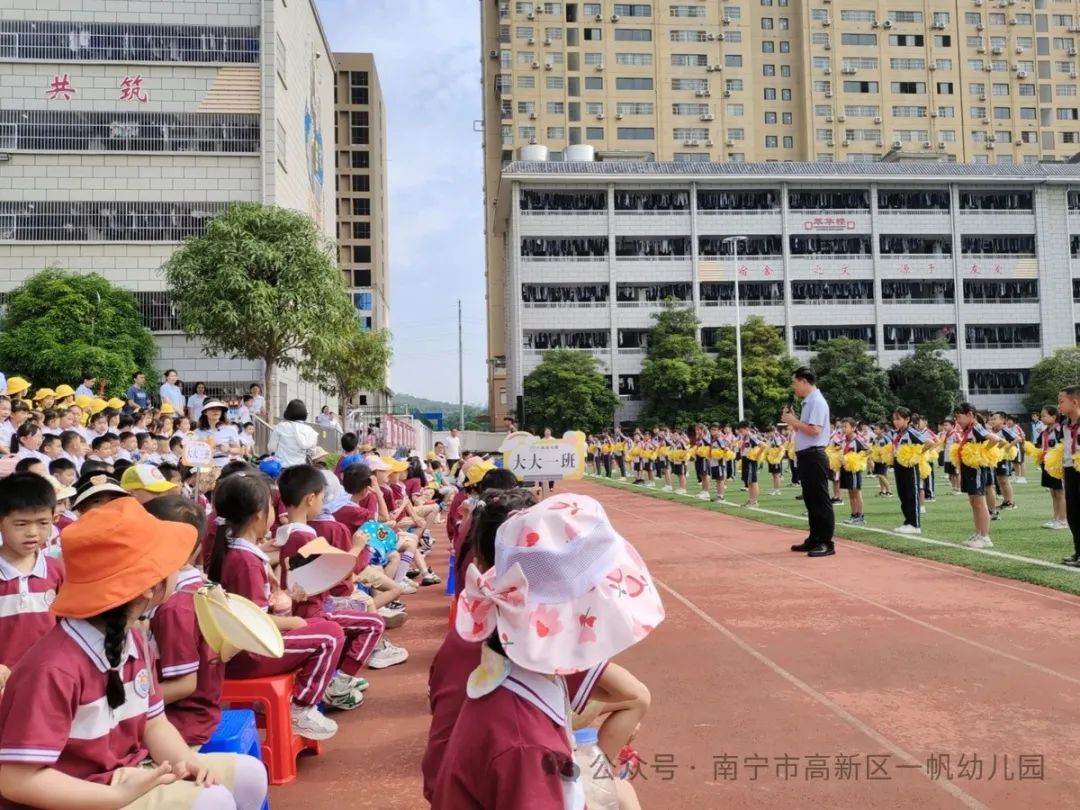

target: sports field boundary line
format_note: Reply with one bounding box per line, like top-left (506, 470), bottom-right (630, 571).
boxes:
top-left (613, 498), bottom-right (1080, 688)
top-left (653, 577), bottom-right (989, 810)
top-left (585, 474), bottom-right (1080, 574)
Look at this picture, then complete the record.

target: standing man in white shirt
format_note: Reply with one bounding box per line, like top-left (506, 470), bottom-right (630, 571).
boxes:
top-left (159, 369), bottom-right (185, 415)
top-left (445, 428), bottom-right (462, 472)
top-left (782, 367), bottom-right (835, 558)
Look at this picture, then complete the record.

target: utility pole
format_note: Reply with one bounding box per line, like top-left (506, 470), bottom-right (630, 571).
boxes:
top-left (458, 299), bottom-right (465, 431)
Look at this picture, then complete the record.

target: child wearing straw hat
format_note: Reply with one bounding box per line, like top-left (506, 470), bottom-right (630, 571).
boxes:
top-left (0, 497), bottom-right (268, 809)
top-left (433, 493), bottom-right (663, 810)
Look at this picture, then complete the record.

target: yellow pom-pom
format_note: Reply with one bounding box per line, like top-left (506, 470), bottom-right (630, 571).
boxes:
top-left (986, 443), bottom-right (1005, 466)
top-left (1003, 445), bottom-right (1018, 462)
top-left (826, 446), bottom-right (842, 472)
top-left (1024, 440), bottom-right (1039, 459)
top-left (709, 446), bottom-right (724, 461)
top-left (747, 446), bottom-right (765, 463)
top-left (948, 444), bottom-right (960, 468)
top-left (766, 446), bottom-right (786, 466)
top-left (842, 451), bottom-right (867, 473)
top-left (1046, 444), bottom-right (1065, 480)
top-left (724, 448), bottom-right (737, 462)
top-left (918, 460), bottom-right (932, 480)
top-left (896, 443), bottom-right (924, 468)
top-left (960, 442), bottom-right (982, 469)
top-left (881, 444), bottom-right (895, 466)
top-left (786, 442), bottom-right (795, 461)
top-left (658, 446), bottom-right (670, 459)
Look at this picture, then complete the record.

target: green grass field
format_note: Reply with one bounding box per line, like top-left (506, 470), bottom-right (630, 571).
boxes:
top-left (585, 469), bottom-right (1080, 596)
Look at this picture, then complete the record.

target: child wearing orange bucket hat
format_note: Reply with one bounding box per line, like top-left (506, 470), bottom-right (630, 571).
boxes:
top-left (432, 493), bottom-right (664, 810)
top-left (0, 497), bottom-right (269, 810)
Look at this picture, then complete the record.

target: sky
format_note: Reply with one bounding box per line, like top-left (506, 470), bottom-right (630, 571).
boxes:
top-left (317, 0), bottom-right (488, 406)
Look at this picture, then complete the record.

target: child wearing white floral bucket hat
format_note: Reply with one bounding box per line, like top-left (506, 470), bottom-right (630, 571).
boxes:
top-left (432, 494), bottom-right (664, 810)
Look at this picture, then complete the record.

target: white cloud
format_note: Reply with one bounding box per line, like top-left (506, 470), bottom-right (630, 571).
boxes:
top-left (317, 0), bottom-right (488, 405)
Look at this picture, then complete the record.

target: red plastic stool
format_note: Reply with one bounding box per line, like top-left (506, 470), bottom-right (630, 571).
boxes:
top-left (221, 673), bottom-right (321, 785)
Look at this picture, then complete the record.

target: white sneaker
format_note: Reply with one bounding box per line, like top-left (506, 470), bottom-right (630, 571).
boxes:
top-left (969, 535), bottom-right (994, 549)
top-left (696, 491), bottom-right (711, 501)
top-left (291, 704), bottom-right (339, 740)
top-left (322, 673), bottom-right (365, 711)
top-left (1042, 520), bottom-right (1060, 529)
top-left (368, 639), bottom-right (409, 669)
top-left (662, 485), bottom-right (673, 492)
top-left (894, 525), bottom-right (922, 535)
top-left (675, 488), bottom-right (687, 496)
top-left (1015, 477), bottom-right (1028, 484)
top-left (398, 578), bottom-right (418, 595)
top-left (919, 506), bottom-right (927, 514)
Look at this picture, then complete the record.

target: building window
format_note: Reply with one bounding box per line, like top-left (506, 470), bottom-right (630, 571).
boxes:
top-left (765, 135), bottom-right (778, 148)
top-left (350, 111), bottom-right (369, 145)
top-left (967, 369), bottom-right (1029, 395)
top-left (352, 245), bottom-right (371, 263)
top-left (617, 127), bottom-right (655, 139)
top-left (352, 222), bottom-right (371, 239)
top-left (275, 33), bottom-right (287, 85)
top-left (351, 175), bottom-right (370, 193)
top-left (616, 29), bottom-right (652, 41)
top-left (616, 77), bottom-right (654, 90)
top-left (0, 110), bottom-right (260, 153)
top-left (276, 120), bottom-right (286, 168)
top-left (350, 71), bottom-right (369, 104)
top-left (350, 151), bottom-right (370, 169)
top-left (0, 20), bottom-right (260, 63)
top-left (352, 198), bottom-right (371, 216)
top-left (0, 200), bottom-right (227, 241)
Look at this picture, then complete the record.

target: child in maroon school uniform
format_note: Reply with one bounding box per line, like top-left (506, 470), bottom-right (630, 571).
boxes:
top-left (276, 465), bottom-right (406, 701)
top-left (432, 494), bottom-right (664, 810)
top-left (0, 497), bottom-right (267, 809)
top-left (0, 474), bottom-right (65, 693)
top-left (207, 471), bottom-right (345, 741)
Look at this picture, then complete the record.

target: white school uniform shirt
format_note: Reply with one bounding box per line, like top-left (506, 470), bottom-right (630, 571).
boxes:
top-left (238, 432), bottom-right (255, 449)
top-left (14, 448), bottom-right (51, 465)
top-left (114, 448), bottom-right (132, 462)
top-left (60, 451), bottom-right (84, 474)
top-left (0, 421), bottom-right (14, 451)
top-left (197, 425), bottom-right (240, 466)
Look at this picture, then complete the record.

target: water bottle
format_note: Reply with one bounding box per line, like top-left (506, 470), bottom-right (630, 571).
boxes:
top-left (573, 728), bottom-right (619, 810)
top-left (445, 553), bottom-right (456, 596)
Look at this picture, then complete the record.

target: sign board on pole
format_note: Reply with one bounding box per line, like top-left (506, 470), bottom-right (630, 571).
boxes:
top-left (500, 431), bottom-right (587, 482)
top-left (183, 439), bottom-right (214, 469)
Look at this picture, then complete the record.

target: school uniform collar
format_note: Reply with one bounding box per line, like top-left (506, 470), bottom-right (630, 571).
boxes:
top-left (60, 617), bottom-right (139, 673)
top-left (175, 566), bottom-right (205, 590)
top-left (227, 536), bottom-right (269, 562)
top-left (0, 550), bottom-right (46, 581)
top-left (503, 663), bottom-right (569, 727)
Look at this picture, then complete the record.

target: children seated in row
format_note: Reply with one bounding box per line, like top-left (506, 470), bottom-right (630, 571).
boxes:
top-left (0, 494), bottom-right (268, 809)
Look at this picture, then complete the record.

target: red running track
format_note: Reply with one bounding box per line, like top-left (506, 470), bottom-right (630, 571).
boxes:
top-left (273, 481), bottom-right (1080, 809)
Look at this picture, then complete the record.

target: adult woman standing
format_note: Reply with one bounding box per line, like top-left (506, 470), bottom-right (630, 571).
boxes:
top-left (268, 399), bottom-right (318, 467)
top-left (186, 381), bottom-right (207, 424)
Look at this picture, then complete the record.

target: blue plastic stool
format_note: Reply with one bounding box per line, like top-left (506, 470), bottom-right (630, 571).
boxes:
top-left (202, 710), bottom-right (271, 810)
top-left (445, 553), bottom-right (456, 596)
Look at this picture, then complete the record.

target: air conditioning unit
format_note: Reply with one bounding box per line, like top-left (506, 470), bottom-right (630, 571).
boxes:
top-left (611, 14), bottom-right (620, 22)
top-left (706, 139), bottom-right (715, 147)
top-left (717, 33), bottom-right (726, 41)
top-left (684, 139), bottom-right (695, 146)
top-left (938, 141), bottom-right (946, 148)
top-left (529, 112), bottom-right (537, 120)
top-left (977, 45), bottom-right (986, 53)
top-left (712, 64), bottom-right (724, 71)
top-left (877, 140), bottom-right (885, 147)
top-left (985, 64), bottom-right (994, 72)
top-left (883, 20), bottom-right (893, 29)
top-left (528, 37), bottom-right (536, 44)
top-left (892, 139), bottom-right (903, 147)
top-left (615, 113), bottom-right (624, 119)
top-left (543, 37), bottom-right (551, 45)
top-left (596, 113), bottom-right (605, 120)
top-left (1017, 70), bottom-right (1027, 78)
top-left (1071, 48), bottom-right (1079, 57)
top-left (979, 93), bottom-right (987, 101)
top-left (700, 113), bottom-right (715, 121)
top-left (824, 68), bottom-right (832, 75)
top-left (690, 140), bottom-right (701, 147)
top-left (825, 90), bottom-right (833, 97)
top-left (1011, 63), bottom-right (1019, 71)
top-left (932, 23), bottom-right (945, 31)
top-left (823, 17), bottom-right (832, 27)
top-left (988, 134), bottom-right (997, 142)
top-left (543, 62), bottom-right (553, 70)
top-left (595, 13), bottom-right (603, 21)
top-left (527, 11), bottom-right (535, 19)
top-left (992, 46), bottom-right (1003, 54)
top-left (722, 90), bottom-right (731, 97)
top-left (1073, 71), bottom-right (1079, 79)
top-left (707, 33), bottom-right (716, 41)
top-left (977, 23), bottom-right (985, 31)
top-left (842, 139), bottom-right (850, 146)
top-left (929, 64), bottom-right (937, 71)
top-left (842, 67), bottom-right (856, 75)
top-left (837, 113), bottom-right (846, 121)
top-left (534, 6), bottom-right (542, 13)
top-left (974, 0), bottom-right (983, 5)
top-left (871, 20), bottom-right (880, 28)
top-left (1016, 46), bottom-right (1024, 54)
top-left (826, 115), bottom-right (834, 123)
top-left (874, 116), bottom-right (882, 124)
top-left (1009, 17), bottom-right (1017, 25)
top-left (695, 89), bottom-right (707, 97)
top-left (923, 140), bottom-right (932, 148)
top-left (595, 64), bottom-right (604, 71)
top-left (703, 89), bottom-right (712, 96)
top-left (983, 115), bottom-right (991, 123)
top-left (930, 111), bottom-right (938, 118)
top-left (722, 16), bottom-right (732, 25)
top-left (824, 43), bottom-right (832, 50)
top-left (827, 140), bottom-right (835, 147)
top-left (488, 50), bottom-right (498, 59)
top-left (987, 141), bottom-right (995, 148)
top-left (532, 61), bottom-right (541, 69)
top-left (725, 139), bottom-right (735, 147)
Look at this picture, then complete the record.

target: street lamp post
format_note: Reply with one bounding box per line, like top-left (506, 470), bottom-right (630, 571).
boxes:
top-left (723, 236), bottom-right (747, 422)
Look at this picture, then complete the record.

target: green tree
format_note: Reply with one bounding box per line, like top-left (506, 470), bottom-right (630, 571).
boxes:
top-left (810, 338), bottom-right (893, 422)
top-left (302, 326), bottom-right (392, 420)
top-left (523, 350), bottom-right (618, 434)
top-left (709, 316), bottom-right (797, 426)
top-left (0, 269), bottom-right (156, 395)
top-left (639, 301), bottom-right (717, 425)
top-left (163, 202), bottom-right (354, 417)
top-left (1024, 347), bottom-right (1080, 414)
top-left (887, 339), bottom-right (961, 423)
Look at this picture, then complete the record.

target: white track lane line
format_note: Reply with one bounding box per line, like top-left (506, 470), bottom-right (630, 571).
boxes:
top-left (653, 577), bottom-right (988, 810)
top-left (607, 499), bottom-right (1080, 689)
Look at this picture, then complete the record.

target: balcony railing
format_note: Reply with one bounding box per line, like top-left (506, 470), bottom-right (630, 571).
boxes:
top-left (522, 301), bottom-right (608, 308)
top-left (791, 299), bottom-right (872, 306)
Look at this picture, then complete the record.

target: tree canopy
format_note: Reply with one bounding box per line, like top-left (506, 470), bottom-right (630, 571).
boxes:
top-left (887, 339), bottom-right (961, 423)
top-left (639, 301), bottom-right (716, 426)
top-left (1025, 347), bottom-right (1080, 414)
top-left (163, 202), bottom-right (354, 417)
top-left (0, 269), bottom-right (156, 394)
top-left (301, 326), bottom-right (392, 419)
top-left (709, 316), bottom-right (797, 427)
top-left (811, 338), bottom-right (893, 423)
top-left (523, 349), bottom-right (618, 435)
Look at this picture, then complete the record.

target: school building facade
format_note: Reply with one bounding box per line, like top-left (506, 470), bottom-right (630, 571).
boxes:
top-left (0, 0), bottom-right (337, 409)
top-left (497, 158), bottom-right (1080, 424)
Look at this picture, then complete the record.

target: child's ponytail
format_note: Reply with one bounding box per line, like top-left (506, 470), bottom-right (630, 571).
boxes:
top-left (208, 470), bottom-right (272, 584)
top-left (100, 603), bottom-right (131, 709)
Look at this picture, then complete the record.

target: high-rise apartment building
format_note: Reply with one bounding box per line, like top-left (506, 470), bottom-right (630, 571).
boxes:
top-left (0, 0), bottom-right (336, 409)
top-left (481, 0), bottom-right (1080, 424)
top-left (334, 53), bottom-right (391, 409)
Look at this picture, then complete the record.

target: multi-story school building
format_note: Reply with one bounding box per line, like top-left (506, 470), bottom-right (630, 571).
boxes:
top-left (498, 155), bottom-right (1080, 424)
top-left (0, 0), bottom-right (337, 407)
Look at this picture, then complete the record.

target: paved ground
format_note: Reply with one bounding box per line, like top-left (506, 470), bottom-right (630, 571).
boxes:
top-left (273, 480), bottom-right (1080, 809)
